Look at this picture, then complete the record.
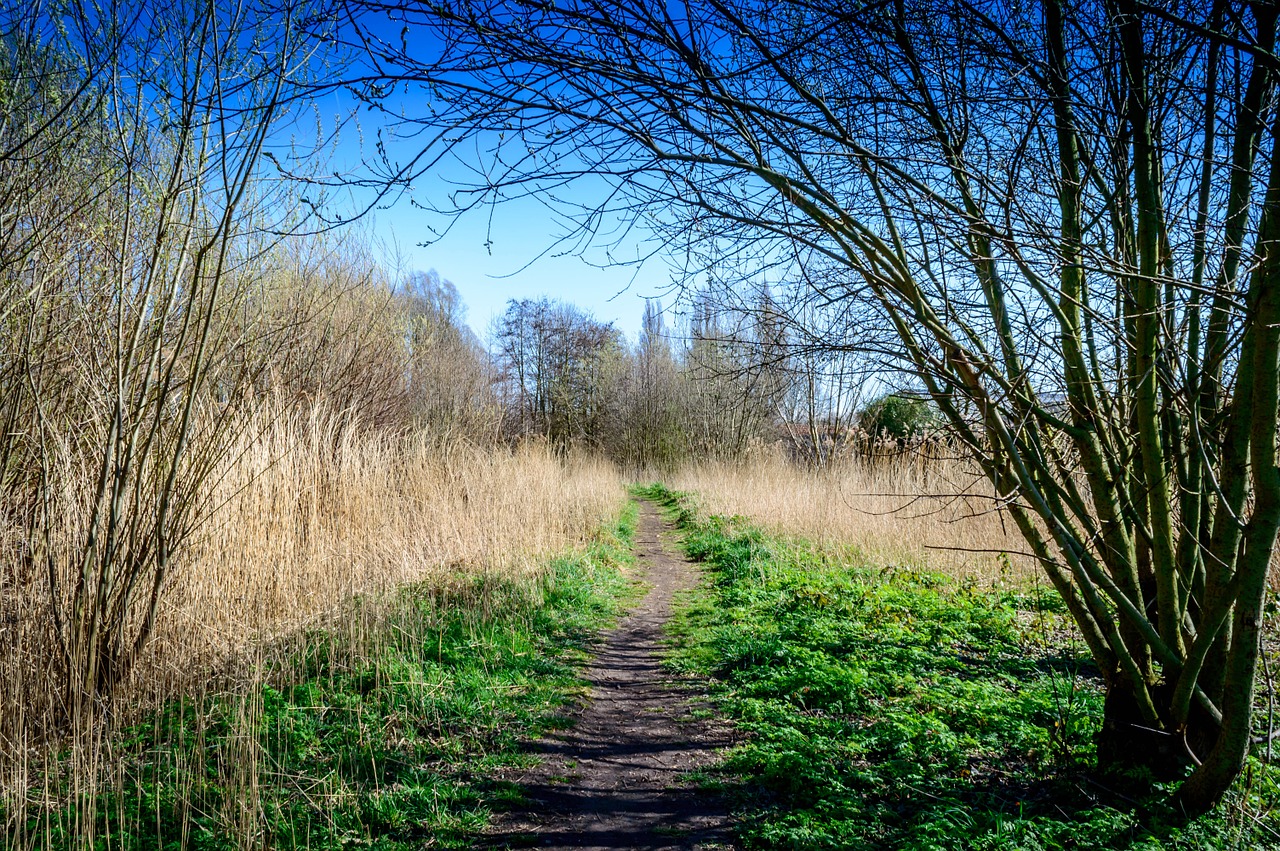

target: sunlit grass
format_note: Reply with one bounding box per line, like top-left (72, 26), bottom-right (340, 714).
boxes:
top-left (648, 483), bottom-right (1280, 851)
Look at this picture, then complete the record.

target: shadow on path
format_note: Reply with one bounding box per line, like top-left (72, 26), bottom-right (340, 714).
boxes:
top-left (482, 502), bottom-right (735, 851)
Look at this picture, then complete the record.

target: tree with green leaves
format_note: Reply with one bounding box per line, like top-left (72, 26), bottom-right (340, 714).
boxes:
top-left (859, 394), bottom-right (938, 444)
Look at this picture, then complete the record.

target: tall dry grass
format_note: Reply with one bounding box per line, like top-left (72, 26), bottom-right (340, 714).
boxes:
top-left (165, 407), bottom-right (620, 660)
top-left (671, 449), bottom-right (1039, 582)
top-left (1, 404), bottom-right (624, 832)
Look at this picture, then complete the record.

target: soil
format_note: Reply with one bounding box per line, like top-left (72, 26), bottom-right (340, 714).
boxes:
top-left (482, 501), bottom-right (736, 850)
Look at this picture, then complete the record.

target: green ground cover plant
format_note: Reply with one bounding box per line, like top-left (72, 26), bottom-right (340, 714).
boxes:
top-left (6, 507), bottom-right (637, 850)
top-left (640, 484), bottom-right (1280, 850)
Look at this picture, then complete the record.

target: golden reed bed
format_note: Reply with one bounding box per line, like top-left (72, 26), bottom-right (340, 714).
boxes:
top-left (670, 451), bottom-right (1040, 583)
top-left (1, 406), bottom-right (624, 787)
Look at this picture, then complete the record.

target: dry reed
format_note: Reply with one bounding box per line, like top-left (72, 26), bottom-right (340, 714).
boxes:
top-left (164, 406), bottom-right (622, 661)
top-left (1, 404), bottom-right (624, 826)
top-left (670, 449), bottom-right (1040, 582)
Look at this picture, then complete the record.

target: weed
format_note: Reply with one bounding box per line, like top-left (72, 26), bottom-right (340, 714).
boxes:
top-left (649, 484), bottom-right (1280, 850)
top-left (4, 507), bottom-right (637, 849)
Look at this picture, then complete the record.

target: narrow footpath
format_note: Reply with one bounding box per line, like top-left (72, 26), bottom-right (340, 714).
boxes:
top-left (483, 501), bottom-right (735, 850)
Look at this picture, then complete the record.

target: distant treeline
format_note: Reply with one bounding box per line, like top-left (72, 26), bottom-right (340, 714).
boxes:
top-left (414, 283), bottom-right (937, 469)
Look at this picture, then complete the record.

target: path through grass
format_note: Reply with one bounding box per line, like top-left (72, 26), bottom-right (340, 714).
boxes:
top-left (6, 507), bottom-right (637, 850)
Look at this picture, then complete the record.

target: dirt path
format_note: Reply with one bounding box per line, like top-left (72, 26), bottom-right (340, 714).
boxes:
top-left (483, 501), bottom-right (735, 850)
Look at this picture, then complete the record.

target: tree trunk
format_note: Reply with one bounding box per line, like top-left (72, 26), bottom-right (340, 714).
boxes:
top-left (1096, 679), bottom-right (1221, 785)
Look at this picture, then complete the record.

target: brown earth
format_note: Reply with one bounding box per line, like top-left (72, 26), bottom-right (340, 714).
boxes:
top-left (482, 501), bottom-right (737, 850)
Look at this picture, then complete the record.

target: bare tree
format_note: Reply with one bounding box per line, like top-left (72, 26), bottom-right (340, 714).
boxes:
top-left (344, 0), bottom-right (1280, 811)
top-left (0, 0), bottom-right (329, 726)
top-left (611, 299), bottom-right (688, 470)
top-left (493, 297), bottom-right (623, 450)
top-left (679, 288), bottom-right (786, 458)
top-left (403, 268), bottom-right (500, 442)
top-left (774, 289), bottom-right (878, 466)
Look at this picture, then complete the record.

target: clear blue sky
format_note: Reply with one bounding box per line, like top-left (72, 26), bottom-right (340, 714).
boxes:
top-left (366, 190), bottom-right (677, 344)
top-left (309, 50), bottom-right (680, 345)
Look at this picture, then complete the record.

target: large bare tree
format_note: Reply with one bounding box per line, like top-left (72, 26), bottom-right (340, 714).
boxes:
top-left (342, 0), bottom-right (1280, 812)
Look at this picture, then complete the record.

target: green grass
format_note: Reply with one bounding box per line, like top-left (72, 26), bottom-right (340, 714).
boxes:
top-left (638, 484), bottom-right (1280, 851)
top-left (8, 504), bottom-right (638, 850)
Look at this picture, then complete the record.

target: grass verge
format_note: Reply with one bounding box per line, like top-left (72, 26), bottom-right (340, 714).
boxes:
top-left (639, 484), bottom-right (1280, 850)
top-left (5, 504), bottom-right (638, 850)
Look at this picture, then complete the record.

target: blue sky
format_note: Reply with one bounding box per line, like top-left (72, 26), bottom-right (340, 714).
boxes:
top-left (365, 189), bottom-right (676, 344)
top-left (306, 32), bottom-right (681, 346)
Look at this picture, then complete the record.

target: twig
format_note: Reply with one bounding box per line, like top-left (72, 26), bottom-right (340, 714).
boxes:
top-left (1081, 776), bottom-right (1143, 808)
top-left (1262, 639), bottom-right (1276, 763)
top-left (1250, 729), bottom-right (1280, 746)
top-left (923, 543), bottom-right (1048, 562)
